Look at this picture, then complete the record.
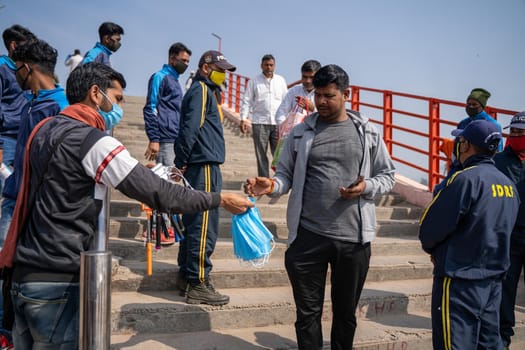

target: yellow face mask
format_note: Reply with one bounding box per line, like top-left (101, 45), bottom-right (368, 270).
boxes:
top-left (209, 70), bottom-right (226, 87)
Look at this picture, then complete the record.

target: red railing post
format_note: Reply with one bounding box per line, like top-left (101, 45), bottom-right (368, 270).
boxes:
top-left (227, 71), bottom-right (234, 109)
top-left (234, 75), bottom-right (242, 113)
top-left (351, 86), bottom-right (360, 111)
top-left (383, 91), bottom-right (393, 155)
top-left (428, 99), bottom-right (441, 190)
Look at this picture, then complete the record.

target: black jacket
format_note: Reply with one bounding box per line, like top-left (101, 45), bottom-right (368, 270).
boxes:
top-left (175, 74), bottom-right (225, 168)
top-left (13, 114), bottom-right (220, 282)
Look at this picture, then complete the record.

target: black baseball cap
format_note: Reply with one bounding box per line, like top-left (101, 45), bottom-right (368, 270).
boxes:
top-left (198, 50), bottom-right (236, 71)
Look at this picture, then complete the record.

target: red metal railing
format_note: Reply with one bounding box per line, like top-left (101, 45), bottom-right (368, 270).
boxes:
top-left (222, 72), bottom-right (518, 192)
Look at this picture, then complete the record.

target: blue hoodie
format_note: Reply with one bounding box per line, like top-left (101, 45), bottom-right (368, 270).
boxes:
top-left (3, 86), bottom-right (69, 199)
top-left (0, 55), bottom-right (27, 140)
top-left (143, 64), bottom-right (183, 143)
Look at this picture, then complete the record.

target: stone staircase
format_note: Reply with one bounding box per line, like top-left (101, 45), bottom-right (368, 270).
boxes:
top-left (108, 96), bottom-right (525, 349)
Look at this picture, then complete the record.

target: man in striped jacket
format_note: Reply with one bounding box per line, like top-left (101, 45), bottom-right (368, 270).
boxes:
top-left (0, 62), bottom-right (252, 349)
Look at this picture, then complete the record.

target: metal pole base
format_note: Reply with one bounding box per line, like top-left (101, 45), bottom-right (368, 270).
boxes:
top-left (79, 251), bottom-right (112, 350)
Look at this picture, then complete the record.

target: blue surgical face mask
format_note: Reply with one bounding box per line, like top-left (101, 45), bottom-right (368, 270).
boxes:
top-left (98, 90), bottom-right (124, 130)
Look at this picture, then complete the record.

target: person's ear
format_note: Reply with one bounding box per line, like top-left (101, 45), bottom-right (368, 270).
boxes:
top-left (343, 88), bottom-right (350, 101)
top-left (201, 63), bottom-right (210, 75)
top-left (8, 41), bottom-right (16, 54)
top-left (88, 85), bottom-right (102, 106)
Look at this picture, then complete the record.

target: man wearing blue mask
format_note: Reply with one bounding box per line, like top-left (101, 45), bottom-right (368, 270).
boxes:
top-left (143, 42), bottom-right (192, 166)
top-left (175, 50), bottom-right (237, 305)
top-left (0, 62), bottom-right (253, 349)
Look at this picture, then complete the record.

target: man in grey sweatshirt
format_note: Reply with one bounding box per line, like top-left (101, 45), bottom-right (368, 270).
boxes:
top-left (244, 64), bottom-right (395, 350)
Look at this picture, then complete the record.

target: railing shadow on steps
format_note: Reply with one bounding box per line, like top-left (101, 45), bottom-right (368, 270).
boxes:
top-left (111, 326), bottom-right (276, 350)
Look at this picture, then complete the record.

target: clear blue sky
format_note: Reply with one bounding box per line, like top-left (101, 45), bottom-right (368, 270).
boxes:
top-left (1, 0), bottom-right (523, 111)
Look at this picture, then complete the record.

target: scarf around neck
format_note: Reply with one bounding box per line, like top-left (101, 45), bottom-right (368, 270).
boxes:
top-left (0, 103), bottom-right (106, 268)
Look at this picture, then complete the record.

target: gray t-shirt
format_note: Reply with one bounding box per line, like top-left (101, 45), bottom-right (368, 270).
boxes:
top-left (300, 118), bottom-right (363, 242)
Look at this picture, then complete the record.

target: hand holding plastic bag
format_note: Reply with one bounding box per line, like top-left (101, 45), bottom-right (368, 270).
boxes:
top-left (231, 197), bottom-right (274, 267)
top-left (272, 97), bottom-right (308, 171)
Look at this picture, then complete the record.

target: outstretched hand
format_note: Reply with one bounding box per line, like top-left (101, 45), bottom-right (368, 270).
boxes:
top-left (220, 192), bottom-right (254, 214)
top-left (244, 177), bottom-right (273, 197)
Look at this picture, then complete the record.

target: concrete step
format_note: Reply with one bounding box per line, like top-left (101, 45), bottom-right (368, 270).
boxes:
top-left (111, 309), bottom-right (525, 350)
top-left (108, 216), bottom-right (419, 241)
top-left (110, 316), bottom-right (432, 350)
top-left (110, 278), bottom-right (435, 335)
top-left (111, 249), bottom-right (432, 292)
top-left (109, 198), bottom-right (422, 221)
top-left (109, 237), bottom-right (424, 261)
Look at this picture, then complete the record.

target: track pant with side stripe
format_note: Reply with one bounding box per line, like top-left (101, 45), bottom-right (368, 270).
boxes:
top-left (177, 163), bottom-right (222, 283)
top-left (431, 276), bottom-right (503, 350)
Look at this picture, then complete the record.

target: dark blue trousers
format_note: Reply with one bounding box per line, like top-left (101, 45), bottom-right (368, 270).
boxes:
top-left (432, 276), bottom-right (503, 350)
top-left (177, 163), bottom-right (222, 283)
top-left (500, 236), bottom-right (525, 347)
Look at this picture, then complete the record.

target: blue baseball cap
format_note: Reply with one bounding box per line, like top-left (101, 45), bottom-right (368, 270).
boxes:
top-left (451, 119), bottom-right (502, 151)
top-left (504, 111), bottom-right (525, 130)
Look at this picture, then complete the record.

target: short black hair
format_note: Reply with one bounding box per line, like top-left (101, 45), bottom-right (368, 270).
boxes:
top-left (74, 49), bottom-right (81, 55)
top-left (169, 42), bottom-right (191, 57)
top-left (66, 62), bottom-right (126, 104)
top-left (261, 54), bottom-right (275, 63)
top-left (2, 24), bottom-right (36, 50)
top-left (98, 22), bottom-right (124, 41)
top-left (313, 64), bottom-right (349, 92)
top-left (11, 39), bottom-right (58, 76)
top-left (301, 60), bottom-right (321, 73)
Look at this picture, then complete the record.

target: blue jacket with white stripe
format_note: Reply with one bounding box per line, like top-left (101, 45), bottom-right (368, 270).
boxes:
top-left (81, 42), bottom-right (112, 66)
top-left (143, 64), bottom-right (183, 143)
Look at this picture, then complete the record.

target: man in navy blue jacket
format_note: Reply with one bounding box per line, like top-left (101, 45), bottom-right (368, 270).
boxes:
top-left (175, 50), bottom-right (236, 305)
top-left (143, 42), bottom-right (191, 166)
top-left (0, 38), bottom-right (69, 247)
top-left (0, 25), bottom-right (36, 193)
top-left (81, 22), bottom-right (124, 67)
top-left (494, 112), bottom-right (525, 350)
top-left (419, 120), bottom-right (519, 350)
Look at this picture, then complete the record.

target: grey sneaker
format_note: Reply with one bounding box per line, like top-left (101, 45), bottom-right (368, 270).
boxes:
top-left (186, 281), bottom-right (230, 306)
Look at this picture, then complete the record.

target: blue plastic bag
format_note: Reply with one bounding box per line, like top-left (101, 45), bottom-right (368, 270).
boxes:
top-left (231, 197), bottom-right (274, 267)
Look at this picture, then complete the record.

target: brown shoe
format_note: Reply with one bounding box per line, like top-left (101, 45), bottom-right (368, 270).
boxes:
top-left (186, 281), bottom-right (229, 306)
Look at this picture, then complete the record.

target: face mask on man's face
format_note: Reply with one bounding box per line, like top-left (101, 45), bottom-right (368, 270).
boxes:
top-left (172, 59), bottom-right (188, 75)
top-left (106, 38), bottom-right (121, 52)
top-left (466, 106), bottom-right (480, 117)
top-left (508, 135), bottom-right (525, 153)
top-left (209, 70), bottom-right (226, 87)
top-left (98, 90), bottom-right (124, 130)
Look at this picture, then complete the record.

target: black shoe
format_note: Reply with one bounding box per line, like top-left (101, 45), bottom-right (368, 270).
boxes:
top-left (176, 272), bottom-right (188, 297)
top-left (186, 281), bottom-right (230, 306)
